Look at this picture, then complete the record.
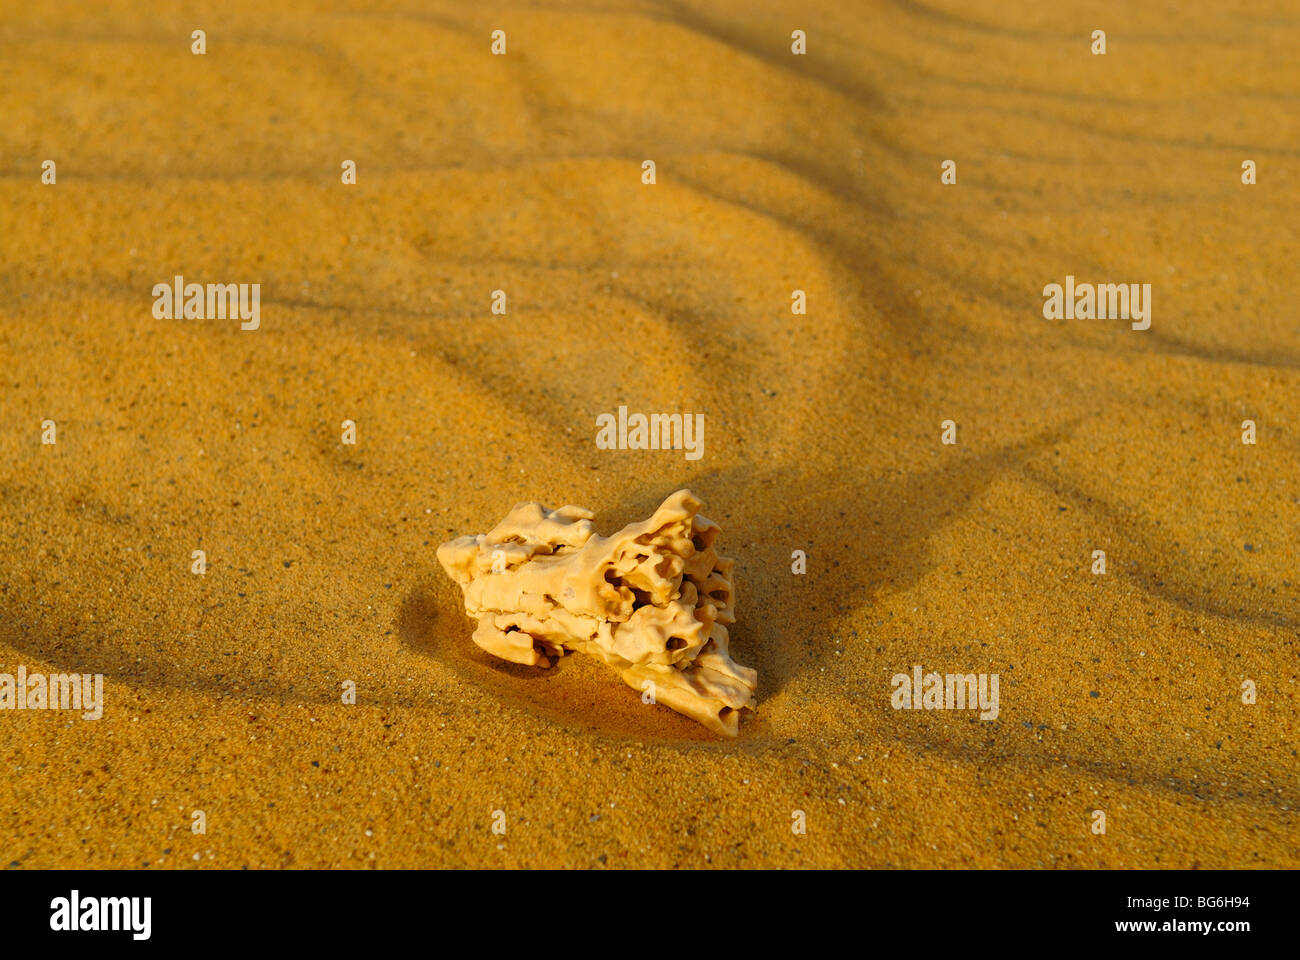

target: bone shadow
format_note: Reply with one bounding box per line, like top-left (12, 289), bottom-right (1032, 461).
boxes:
top-left (404, 422), bottom-right (1075, 743)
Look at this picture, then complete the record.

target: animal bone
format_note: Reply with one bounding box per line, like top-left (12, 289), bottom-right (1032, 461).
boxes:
top-left (437, 490), bottom-right (757, 736)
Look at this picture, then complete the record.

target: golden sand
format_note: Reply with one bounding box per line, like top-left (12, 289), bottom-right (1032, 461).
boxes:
top-left (1, 0), bottom-right (1297, 868)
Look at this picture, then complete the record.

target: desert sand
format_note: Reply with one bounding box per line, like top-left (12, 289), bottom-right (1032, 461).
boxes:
top-left (1, 0), bottom-right (1297, 868)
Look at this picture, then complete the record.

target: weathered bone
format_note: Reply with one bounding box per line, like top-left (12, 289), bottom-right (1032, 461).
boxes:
top-left (437, 490), bottom-right (757, 736)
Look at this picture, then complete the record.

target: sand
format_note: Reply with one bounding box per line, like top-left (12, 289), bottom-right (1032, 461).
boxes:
top-left (1, 0), bottom-right (1297, 868)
